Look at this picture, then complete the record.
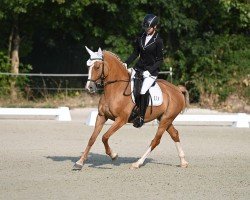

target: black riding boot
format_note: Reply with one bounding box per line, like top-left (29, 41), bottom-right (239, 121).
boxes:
top-left (133, 93), bottom-right (149, 128)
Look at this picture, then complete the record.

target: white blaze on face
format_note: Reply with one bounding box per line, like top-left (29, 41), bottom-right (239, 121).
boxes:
top-left (85, 61), bottom-right (94, 91)
top-left (85, 60), bottom-right (96, 91)
top-left (85, 46), bottom-right (103, 92)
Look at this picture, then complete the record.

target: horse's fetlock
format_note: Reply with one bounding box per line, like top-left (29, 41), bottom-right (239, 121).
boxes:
top-left (179, 151), bottom-right (185, 158)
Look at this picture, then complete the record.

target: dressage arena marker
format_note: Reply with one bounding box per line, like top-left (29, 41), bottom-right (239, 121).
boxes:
top-left (174, 113), bottom-right (250, 128)
top-left (0, 107), bottom-right (71, 121)
top-left (85, 110), bottom-right (250, 128)
top-left (86, 110), bottom-right (99, 126)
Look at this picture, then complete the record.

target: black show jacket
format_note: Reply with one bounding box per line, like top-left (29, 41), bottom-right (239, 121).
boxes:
top-left (125, 32), bottom-right (164, 76)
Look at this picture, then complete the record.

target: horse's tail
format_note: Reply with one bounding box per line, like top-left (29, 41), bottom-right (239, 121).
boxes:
top-left (178, 85), bottom-right (190, 111)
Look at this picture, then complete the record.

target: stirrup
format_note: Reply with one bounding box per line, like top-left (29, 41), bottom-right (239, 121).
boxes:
top-left (133, 116), bottom-right (144, 128)
top-left (128, 106), bottom-right (139, 122)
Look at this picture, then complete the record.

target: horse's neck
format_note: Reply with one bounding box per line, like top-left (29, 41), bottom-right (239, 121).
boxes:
top-left (104, 61), bottom-right (129, 95)
top-left (107, 66), bottom-right (128, 81)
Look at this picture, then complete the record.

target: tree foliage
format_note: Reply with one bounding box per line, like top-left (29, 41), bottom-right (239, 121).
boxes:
top-left (0, 0), bottom-right (249, 104)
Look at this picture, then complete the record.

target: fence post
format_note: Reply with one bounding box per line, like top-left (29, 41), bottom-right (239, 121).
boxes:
top-left (170, 67), bottom-right (173, 82)
top-left (57, 107), bottom-right (71, 121)
top-left (234, 113), bottom-right (249, 128)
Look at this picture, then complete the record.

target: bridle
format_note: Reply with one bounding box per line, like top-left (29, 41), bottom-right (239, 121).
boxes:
top-left (87, 61), bottom-right (107, 88)
top-left (87, 58), bottom-right (130, 90)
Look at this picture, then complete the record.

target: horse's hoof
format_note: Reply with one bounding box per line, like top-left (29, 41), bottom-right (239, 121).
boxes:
top-left (180, 162), bottom-right (188, 168)
top-left (72, 162), bottom-right (83, 171)
top-left (130, 163), bottom-right (140, 170)
top-left (111, 153), bottom-right (118, 160)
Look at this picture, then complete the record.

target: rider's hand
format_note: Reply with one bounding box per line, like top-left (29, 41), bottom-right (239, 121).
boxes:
top-left (143, 70), bottom-right (151, 78)
top-left (123, 63), bottom-right (127, 68)
top-left (127, 68), bottom-right (132, 73)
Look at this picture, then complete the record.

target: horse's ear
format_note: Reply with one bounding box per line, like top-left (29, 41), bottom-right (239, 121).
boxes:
top-left (97, 47), bottom-right (103, 57)
top-left (85, 46), bottom-right (96, 57)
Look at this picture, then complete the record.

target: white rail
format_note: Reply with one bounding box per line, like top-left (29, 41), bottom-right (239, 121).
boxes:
top-left (85, 110), bottom-right (250, 128)
top-left (0, 70), bottom-right (173, 77)
top-left (174, 113), bottom-right (250, 128)
top-left (0, 107), bottom-right (71, 121)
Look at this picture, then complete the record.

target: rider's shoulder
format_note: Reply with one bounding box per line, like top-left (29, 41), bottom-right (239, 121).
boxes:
top-left (155, 33), bottom-right (163, 40)
top-left (155, 33), bottom-right (163, 44)
top-left (137, 31), bottom-right (146, 38)
top-left (131, 31), bottom-right (144, 41)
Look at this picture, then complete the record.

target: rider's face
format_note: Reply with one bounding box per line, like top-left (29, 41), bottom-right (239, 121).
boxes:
top-left (145, 26), bottom-right (156, 35)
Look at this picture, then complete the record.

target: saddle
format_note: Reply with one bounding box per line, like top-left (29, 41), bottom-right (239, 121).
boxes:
top-left (130, 68), bottom-right (163, 106)
top-left (128, 68), bottom-right (163, 122)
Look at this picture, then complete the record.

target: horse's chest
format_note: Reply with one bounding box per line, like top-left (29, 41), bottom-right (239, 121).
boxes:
top-left (101, 103), bottom-right (115, 120)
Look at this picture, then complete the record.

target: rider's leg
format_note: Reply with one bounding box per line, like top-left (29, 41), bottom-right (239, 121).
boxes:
top-left (140, 76), bottom-right (156, 95)
top-left (133, 76), bottom-right (156, 128)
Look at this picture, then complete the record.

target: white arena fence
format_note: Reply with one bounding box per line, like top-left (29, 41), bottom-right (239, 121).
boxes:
top-left (86, 110), bottom-right (250, 128)
top-left (0, 107), bottom-right (71, 121)
top-left (1, 71), bottom-right (249, 128)
top-left (0, 69), bottom-right (173, 77)
top-left (0, 71), bottom-right (171, 121)
top-left (0, 69), bottom-right (173, 91)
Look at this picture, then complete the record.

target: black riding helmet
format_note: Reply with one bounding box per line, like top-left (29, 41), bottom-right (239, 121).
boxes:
top-left (142, 14), bottom-right (159, 30)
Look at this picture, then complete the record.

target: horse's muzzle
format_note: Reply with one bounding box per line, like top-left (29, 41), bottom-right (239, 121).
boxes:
top-left (85, 81), bottom-right (97, 93)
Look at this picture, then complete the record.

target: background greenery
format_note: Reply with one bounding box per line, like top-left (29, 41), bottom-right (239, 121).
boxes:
top-left (0, 0), bottom-right (249, 107)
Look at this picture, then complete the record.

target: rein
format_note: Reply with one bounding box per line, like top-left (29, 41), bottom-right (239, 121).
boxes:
top-left (87, 63), bottom-right (107, 87)
top-left (105, 78), bottom-right (132, 97)
top-left (88, 62), bottom-right (131, 93)
top-left (87, 52), bottom-right (135, 96)
top-left (104, 79), bottom-right (130, 87)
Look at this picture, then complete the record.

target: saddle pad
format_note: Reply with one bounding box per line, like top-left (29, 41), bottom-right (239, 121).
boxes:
top-left (130, 69), bottom-right (163, 106)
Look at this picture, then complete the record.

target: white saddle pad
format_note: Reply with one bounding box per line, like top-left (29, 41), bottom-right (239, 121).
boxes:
top-left (130, 69), bottom-right (163, 106)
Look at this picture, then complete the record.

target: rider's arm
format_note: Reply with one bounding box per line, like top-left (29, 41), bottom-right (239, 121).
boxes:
top-left (147, 38), bottom-right (164, 74)
top-left (125, 37), bottom-right (140, 66)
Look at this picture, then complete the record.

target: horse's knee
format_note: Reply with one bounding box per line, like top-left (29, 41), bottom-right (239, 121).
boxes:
top-left (167, 126), bottom-right (180, 142)
top-left (87, 136), bottom-right (97, 146)
top-left (88, 139), bottom-right (94, 146)
top-left (102, 135), bottom-right (108, 144)
top-left (151, 138), bottom-right (161, 150)
top-left (171, 131), bottom-right (180, 142)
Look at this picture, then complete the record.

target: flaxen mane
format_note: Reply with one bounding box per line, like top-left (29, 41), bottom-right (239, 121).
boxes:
top-left (104, 51), bottom-right (127, 68)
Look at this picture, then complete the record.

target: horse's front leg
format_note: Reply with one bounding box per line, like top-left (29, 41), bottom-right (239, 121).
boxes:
top-left (102, 117), bottom-right (127, 160)
top-left (72, 114), bottom-right (107, 170)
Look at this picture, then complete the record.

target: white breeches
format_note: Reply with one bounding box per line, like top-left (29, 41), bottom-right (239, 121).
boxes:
top-left (140, 76), bottom-right (157, 94)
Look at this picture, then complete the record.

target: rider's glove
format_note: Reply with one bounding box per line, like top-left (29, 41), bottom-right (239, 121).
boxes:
top-left (143, 70), bottom-right (151, 78)
top-left (127, 68), bottom-right (132, 74)
top-left (123, 62), bottom-right (127, 68)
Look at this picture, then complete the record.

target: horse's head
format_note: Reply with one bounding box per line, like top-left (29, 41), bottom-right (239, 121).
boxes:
top-left (85, 46), bottom-right (108, 93)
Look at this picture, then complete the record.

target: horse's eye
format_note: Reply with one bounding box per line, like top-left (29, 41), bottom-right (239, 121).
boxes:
top-left (95, 65), bottom-right (100, 70)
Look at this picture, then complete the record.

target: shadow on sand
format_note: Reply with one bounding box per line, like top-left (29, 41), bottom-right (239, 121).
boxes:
top-left (46, 152), bottom-right (179, 169)
top-left (46, 152), bottom-right (155, 169)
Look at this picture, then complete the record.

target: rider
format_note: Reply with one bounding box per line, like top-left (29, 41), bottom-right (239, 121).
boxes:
top-left (125, 14), bottom-right (164, 128)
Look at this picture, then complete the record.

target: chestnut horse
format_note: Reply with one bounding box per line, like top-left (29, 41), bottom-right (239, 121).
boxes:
top-left (73, 48), bottom-right (189, 170)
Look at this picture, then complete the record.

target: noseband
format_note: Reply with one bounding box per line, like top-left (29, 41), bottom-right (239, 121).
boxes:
top-left (87, 57), bottom-right (130, 90)
top-left (87, 61), bottom-right (107, 88)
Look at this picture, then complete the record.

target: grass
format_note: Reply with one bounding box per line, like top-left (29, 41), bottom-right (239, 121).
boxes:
top-left (0, 92), bottom-right (100, 109)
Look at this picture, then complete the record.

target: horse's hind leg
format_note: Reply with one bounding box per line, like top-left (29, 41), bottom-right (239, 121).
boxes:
top-left (130, 116), bottom-right (170, 169)
top-left (72, 114), bottom-right (107, 170)
top-left (102, 117), bottom-right (127, 160)
top-left (167, 124), bottom-right (188, 168)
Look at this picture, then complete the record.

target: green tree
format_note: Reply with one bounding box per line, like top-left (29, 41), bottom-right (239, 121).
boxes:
top-left (0, 0), bottom-right (45, 99)
top-left (0, 0), bottom-right (249, 106)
